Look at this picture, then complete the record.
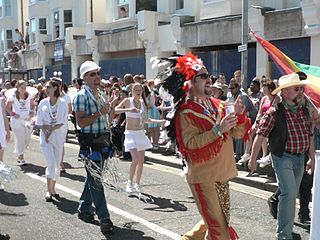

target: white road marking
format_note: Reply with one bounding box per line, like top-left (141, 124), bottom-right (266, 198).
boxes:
top-left (25, 172), bottom-right (181, 240)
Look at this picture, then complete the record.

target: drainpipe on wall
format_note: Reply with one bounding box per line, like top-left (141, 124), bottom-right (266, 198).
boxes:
top-left (21, 0), bottom-right (24, 33)
top-left (90, 0), bottom-right (93, 22)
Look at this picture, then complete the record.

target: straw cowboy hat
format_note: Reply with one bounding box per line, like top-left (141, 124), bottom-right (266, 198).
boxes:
top-left (211, 82), bottom-right (225, 90)
top-left (272, 73), bottom-right (307, 95)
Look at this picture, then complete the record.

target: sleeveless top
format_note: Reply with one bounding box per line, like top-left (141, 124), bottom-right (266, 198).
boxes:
top-left (126, 97), bottom-right (145, 118)
top-left (261, 96), bottom-right (275, 113)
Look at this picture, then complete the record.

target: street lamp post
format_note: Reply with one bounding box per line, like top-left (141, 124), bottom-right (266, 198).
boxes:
top-left (241, 0), bottom-right (248, 92)
top-left (53, 71), bottom-right (62, 80)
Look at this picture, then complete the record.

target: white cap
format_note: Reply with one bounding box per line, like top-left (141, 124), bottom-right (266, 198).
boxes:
top-left (101, 79), bottom-right (111, 85)
top-left (80, 61), bottom-right (101, 79)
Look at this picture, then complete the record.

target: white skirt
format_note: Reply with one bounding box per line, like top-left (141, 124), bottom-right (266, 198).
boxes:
top-left (124, 130), bottom-right (152, 152)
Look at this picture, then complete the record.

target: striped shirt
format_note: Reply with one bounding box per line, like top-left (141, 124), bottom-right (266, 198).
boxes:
top-left (257, 105), bottom-right (312, 154)
top-left (73, 86), bottom-right (108, 134)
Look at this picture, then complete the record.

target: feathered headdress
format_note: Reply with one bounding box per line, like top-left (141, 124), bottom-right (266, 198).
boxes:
top-left (150, 53), bottom-right (204, 141)
top-left (151, 53), bottom-right (204, 101)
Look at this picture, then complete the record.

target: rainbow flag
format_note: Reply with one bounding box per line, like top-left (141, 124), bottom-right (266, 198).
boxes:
top-left (251, 31), bottom-right (320, 108)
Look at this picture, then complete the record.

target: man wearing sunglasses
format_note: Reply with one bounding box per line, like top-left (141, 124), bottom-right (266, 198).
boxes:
top-left (73, 61), bottom-right (114, 236)
top-left (165, 54), bottom-right (251, 240)
top-left (248, 73), bottom-right (314, 240)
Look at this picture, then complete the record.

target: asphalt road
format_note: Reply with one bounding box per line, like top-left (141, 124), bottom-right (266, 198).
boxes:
top-left (0, 136), bottom-right (310, 240)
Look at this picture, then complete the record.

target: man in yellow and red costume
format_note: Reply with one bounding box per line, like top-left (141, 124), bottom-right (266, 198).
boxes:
top-left (154, 54), bottom-right (251, 240)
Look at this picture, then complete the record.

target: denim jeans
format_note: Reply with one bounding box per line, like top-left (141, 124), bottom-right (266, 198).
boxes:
top-left (271, 152), bottom-right (305, 239)
top-left (78, 159), bottom-right (110, 222)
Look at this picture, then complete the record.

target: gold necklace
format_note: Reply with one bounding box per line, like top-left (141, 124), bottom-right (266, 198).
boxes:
top-left (133, 99), bottom-right (141, 109)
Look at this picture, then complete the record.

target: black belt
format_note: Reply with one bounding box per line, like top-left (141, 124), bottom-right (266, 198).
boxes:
top-left (284, 151), bottom-right (304, 156)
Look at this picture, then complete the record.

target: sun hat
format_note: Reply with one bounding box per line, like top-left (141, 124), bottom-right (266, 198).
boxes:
top-left (211, 82), bottom-right (225, 90)
top-left (272, 73), bottom-right (307, 95)
top-left (80, 61), bottom-right (101, 79)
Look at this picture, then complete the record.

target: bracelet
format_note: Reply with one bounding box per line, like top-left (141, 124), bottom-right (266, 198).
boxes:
top-left (212, 124), bottom-right (223, 137)
top-left (98, 111), bottom-right (102, 116)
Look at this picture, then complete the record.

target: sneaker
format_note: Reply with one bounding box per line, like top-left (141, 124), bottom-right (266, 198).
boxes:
top-left (237, 153), bottom-right (250, 164)
top-left (78, 211), bottom-right (95, 223)
top-left (17, 160), bottom-right (26, 166)
top-left (258, 156), bottom-right (271, 168)
top-left (133, 183), bottom-right (143, 193)
top-left (100, 219), bottom-right (114, 235)
top-left (0, 182), bottom-right (4, 191)
top-left (45, 192), bottom-right (53, 202)
top-left (126, 180), bottom-right (135, 194)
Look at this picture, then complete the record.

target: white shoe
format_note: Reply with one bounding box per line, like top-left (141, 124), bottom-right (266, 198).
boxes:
top-left (126, 180), bottom-right (135, 194)
top-left (133, 183), bottom-right (143, 193)
top-left (0, 182), bottom-right (4, 191)
top-left (237, 153), bottom-right (250, 164)
top-left (258, 156), bottom-right (271, 168)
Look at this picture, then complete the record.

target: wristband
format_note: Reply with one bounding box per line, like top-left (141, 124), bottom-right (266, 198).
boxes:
top-left (212, 124), bottom-right (223, 137)
top-left (98, 111), bottom-right (102, 116)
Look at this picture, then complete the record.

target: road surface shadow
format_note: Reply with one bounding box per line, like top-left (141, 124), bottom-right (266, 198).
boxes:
top-left (135, 193), bottom-right (188, 212)
top-left (20, 163), bottom-right (45, 176)
top-left (102, 224), bottom-right (156, 240)
top-left (0, 191), bottom-right (28, 207)
top-left (51, 196), bottom-right (79, 215)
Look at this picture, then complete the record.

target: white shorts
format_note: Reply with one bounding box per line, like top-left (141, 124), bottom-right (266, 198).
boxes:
top-left (124, 130), bottom-right (152, 152)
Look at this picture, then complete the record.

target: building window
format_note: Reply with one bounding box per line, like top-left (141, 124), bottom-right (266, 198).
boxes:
top-left (30, 18), bottom-right (36, 44)
top-left (176, 0), bottom-right (184, 10)
top-left (6, 29), bottom-right (13, 49)
top-left (39, 18), bottom-right (47, 34)
top-left (117, 0), bottom-right (129, 19)
top-left (29, 0), bottom-right (47, 3)
top-left (4, 0), bottom-right (11, 16)
top-left (63, 10), bottom-right (73, 36)
top-left (136, 0), bottom-right (157, 13)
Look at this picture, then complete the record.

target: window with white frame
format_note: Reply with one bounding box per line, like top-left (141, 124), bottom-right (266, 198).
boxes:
top-left (39, 18), bottom-right (47, 34)
top-left (63, 10), bottom-right (73, 35)
top-left (176, 0), bottom-right (184, 10)
top-left (0, 30), bottom-right (4, 51)
top-left (30, 18), bottom-right (36, 44)
top-left (0, 1), bottom-right (2, 18)
top-left (53, 10), bottom-right (59, 38)
top-left (6, 29), bottom-right (13, 49)
top-left (29, 0), bottom-right (47, 4)
top-left (116, 0), bottom-right (129, 19)
top-left (3, 0), bottom-right (11, 17)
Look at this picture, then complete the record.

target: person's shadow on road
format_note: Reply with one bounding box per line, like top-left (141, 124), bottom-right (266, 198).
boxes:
top-left (101, 224), bottom-right (156, 240)
top-left (51, 196), bottom-right (79, 215)
top-left (131, 193), bottom-right (188, 212)
top-left (0, 191), bottom-right (28, 207)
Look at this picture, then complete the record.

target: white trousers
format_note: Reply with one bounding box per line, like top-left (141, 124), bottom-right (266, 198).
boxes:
top-left (310, 151), bottom-right (320, 240)
top-left (11, 118), bottom-right (32, 156)
top-left (41, 141), bottom-right (64, 180)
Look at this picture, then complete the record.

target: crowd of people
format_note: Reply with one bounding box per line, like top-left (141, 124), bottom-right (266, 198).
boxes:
top-left (0, 54), bottom-right (319, 239)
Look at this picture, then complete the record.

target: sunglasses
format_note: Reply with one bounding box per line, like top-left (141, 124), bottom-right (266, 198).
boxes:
top-left (295, 86), bottom-right (305, 92)
top-left (195, 73), bottom-right (210, 79)
top-left (87, 71), bottom-right (100, 77)
top-left (45, 85), bottom-right (52, 89)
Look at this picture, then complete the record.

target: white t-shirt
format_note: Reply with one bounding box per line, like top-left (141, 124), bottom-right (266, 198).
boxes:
top-left (7, 94), bottom-right (31, 119)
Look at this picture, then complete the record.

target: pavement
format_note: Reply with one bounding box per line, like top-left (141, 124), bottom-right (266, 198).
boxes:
top-left (66, 133), bottom-right (278, 194)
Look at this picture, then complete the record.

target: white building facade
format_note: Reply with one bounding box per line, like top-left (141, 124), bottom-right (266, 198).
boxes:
top-left (1, 0), bottom-right (320, 84)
